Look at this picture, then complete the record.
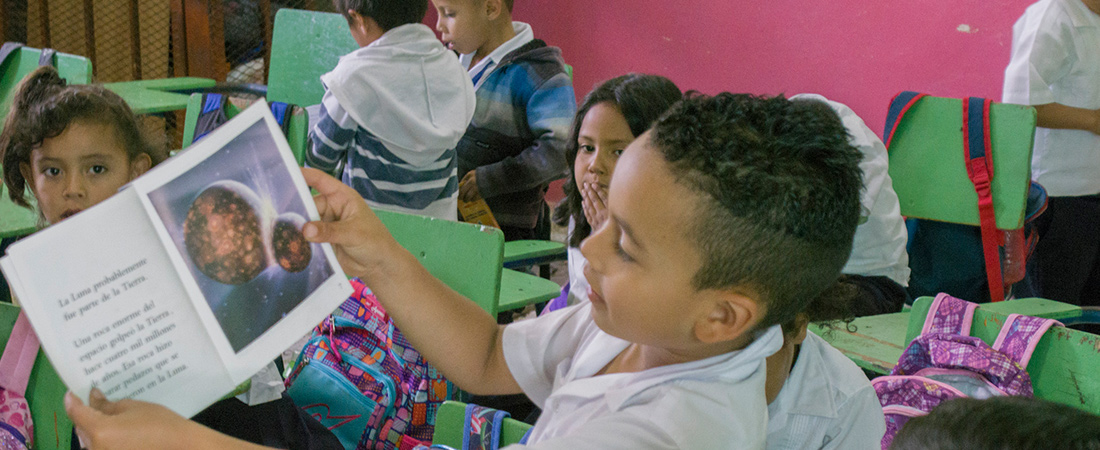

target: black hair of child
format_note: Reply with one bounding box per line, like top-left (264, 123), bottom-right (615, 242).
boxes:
top-left (333, 0), bottom-right (429, 31)
top-left (891, 396), bottom-right (1100, 450)
top-left (0, 66), bottom-right (163, 209)
top-left (650, 93), bottom-right (863, 330)
top-left (555, 73), bottom-right (682, 248)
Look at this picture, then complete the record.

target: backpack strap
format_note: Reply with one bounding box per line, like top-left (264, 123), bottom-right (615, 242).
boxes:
top-left (0, 313), bottom-right (39, 398)
top-left (462, 403), bottom-right (510, 450)
top-left (921, 293), bottom-right (979, 336)
top-left (882, 91), bottom-right (928, 149)
top-left (992, 314), bottom-right (1061, 369)
top-left (269, 101), bottom-right (293, 136)
top-left (37, 48), bottom-right (55, 67)
top-left (192, 93), bottom-right (229, 144)
top-left (963, 97), bottom-right (1006, 302)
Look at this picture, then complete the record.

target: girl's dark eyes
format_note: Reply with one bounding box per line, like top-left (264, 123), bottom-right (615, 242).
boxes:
top-left (90, 165), bottom-right (108, 174)
top-left (579, 144), bottom-right (595, 153)
top-left (612, 149), bottom-right (624, 157)
top-left (43, 167), bottom-right (61, 176)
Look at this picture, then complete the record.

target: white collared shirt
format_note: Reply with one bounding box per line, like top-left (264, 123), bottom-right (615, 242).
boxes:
top-left (502, 302), bottom-right (784, 449)
top-left (1003, 0), bottom-right (1100, 196)
top-left (459, 22), bottom-right (535, 90)
top-left (766, 333), bottom-right (885, 450)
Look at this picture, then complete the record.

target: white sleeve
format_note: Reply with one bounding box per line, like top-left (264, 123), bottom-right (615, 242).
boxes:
top-left (501, 413), bottom-right (679, 450)
top-left (502, 303), bottom-right (596, 406)
top-left (821, 385), bottom-right (886, 450)
top-left (1003, 6), bottom-right (1074, 105)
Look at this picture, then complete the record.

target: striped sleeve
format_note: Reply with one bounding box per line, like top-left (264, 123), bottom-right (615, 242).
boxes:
top-left (306, 90), bottom-right (358, 174)
top-left (477, 72), bottom-right (576, 199)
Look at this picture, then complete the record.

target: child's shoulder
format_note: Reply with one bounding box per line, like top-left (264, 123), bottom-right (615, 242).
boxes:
top-left (795, 332), bottom-right (874, 398)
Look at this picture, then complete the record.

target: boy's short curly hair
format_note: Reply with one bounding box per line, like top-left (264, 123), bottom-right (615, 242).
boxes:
top-left (333, 0), bottom-right (428, 31)
top-left (891, 396), bottom-right (1100, 450)
top-left (649, 93), bottom-right (862, 329)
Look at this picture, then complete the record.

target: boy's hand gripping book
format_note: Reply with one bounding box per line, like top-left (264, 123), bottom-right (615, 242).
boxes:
top-left (0, 102), bottom-right (352, 417)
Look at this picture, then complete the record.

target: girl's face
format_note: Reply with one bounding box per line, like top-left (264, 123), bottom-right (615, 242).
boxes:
top-left (20, 121), bottom-right (150, 225)
top-left (574, 102), bottom-right (635, 194)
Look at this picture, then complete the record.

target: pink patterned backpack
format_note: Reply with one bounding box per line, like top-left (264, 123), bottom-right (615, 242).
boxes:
top-left (0, 313), bottom-right (38, 450)
top-left (873, 293), bottom-right (1061, 449)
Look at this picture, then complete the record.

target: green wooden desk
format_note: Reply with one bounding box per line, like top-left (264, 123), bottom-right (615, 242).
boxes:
top-left (502, 240), bottom-right (567, 270)
top-left (0, 304), bottom-right (71, 450)
top-left (497, 268), bottom-right (561, 313)
top-left (105, 83), bottom-right (194, 115)
top-left (104, 77), bottom-right (215, 92)
top-left (812, 297), bottom-right (1082, 376)
top-left (0, 185), bottom-right (36, 239)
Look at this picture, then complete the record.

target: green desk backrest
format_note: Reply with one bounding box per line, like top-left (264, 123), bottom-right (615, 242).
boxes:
top-left (179, 93), bottom-right (309, 165)
top-left (887, 96), bottom-right (1036, 229)
top-left (374, 210), bottom-right (504, 315)
top-left (0, 304), bottom-right (72, 450)
top-left (433, 401), bottom-right (532, 447)
top-left (267, 9), bottom-right (359, 107)
top-left (905, 296), bottom-right (1100, 414)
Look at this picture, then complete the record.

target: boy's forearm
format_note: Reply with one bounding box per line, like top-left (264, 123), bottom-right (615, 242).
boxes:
top-left (356, 239), bottom-right (522, 395)
top-left (1033, 103), bottom-right (1100, 135)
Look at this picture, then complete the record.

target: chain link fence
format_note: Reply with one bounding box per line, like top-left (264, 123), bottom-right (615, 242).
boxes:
top-left (1, 0), bottom-right (334, 149)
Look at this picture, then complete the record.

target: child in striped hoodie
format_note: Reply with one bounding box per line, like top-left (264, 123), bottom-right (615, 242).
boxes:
top-left (307, 0), bottom-right (476, 220)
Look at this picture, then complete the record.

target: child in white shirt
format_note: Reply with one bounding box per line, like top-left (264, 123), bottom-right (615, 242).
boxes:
top-left (65, 94), bottom-right (865, 450)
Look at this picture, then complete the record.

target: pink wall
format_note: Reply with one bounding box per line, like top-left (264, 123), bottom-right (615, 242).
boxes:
top-left (501, 0), bottom-right (1033, 137)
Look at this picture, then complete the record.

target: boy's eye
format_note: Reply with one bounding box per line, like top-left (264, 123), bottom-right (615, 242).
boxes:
top-left (613, 149), bottom-right (624, 157)
top-left (89, 165), bottom-right (108, 174)
top-left (579, 144), bottom-right (595, 153)
top-left (613, 239), bottom-right (634, 263)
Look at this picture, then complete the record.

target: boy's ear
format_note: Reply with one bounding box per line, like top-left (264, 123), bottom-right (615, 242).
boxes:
top-left (129, 154), bottom-right (151, 180)
top-left (484, 0), bottom-right (504, 20)
top-left (694, 289), bottom-right (763, 344)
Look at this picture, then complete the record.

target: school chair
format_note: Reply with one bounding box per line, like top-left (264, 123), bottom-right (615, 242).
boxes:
top-left (0, 44), bottom-right (92, 240)
top-left (903, 296), bottom-right (1100, 415)
top-left (432, 400), bottom-right (532, 448)
top-left (178, 93), bottom-right (310, 164)
top-left (265, 9), bottom-right (358, 108)
top-left (810, 297), bottom-right (1082, 376)
top-left (886, 94), bottom-right (1037, 302)
top-left (103, 77), bottom-right (217, 115)
top-left (374, 209), bottom-right (504, 314)
top-left (0, 304), bottom-right (72, 450)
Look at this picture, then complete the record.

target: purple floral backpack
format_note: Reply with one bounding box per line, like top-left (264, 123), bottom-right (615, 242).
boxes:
top-left (873, 293), bottom-right (1061, 449)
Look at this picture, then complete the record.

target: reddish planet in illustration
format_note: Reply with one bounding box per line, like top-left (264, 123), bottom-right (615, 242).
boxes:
top-left (183, 180), bottom-right (267, 284)
top-left (272, 212), bottom-right (311, 273)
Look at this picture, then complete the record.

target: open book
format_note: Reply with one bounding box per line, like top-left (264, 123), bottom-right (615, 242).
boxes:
top-left (0, 102), bottom-right (351, 417)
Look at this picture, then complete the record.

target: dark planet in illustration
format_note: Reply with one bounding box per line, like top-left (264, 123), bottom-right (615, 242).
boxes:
top-left (272, 212), bottom-right (311, 273)
top-left (183, 180), bottom-right (267, 284)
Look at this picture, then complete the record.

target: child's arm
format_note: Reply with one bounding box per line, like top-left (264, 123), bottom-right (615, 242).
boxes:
top-left (468, 74), bottom-right (576, 200)
top-left (304, 91), bottom-right (355, 176)
top-left (1033, 103), bottom-right (1100, 135)
top-left (65, 391), bottom-right (272, 450)
top-left (301, 168), bottom-right (523, 395)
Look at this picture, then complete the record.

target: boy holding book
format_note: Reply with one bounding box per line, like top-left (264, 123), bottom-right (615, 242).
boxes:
top-left (66, 93), bottom-right (862, 449)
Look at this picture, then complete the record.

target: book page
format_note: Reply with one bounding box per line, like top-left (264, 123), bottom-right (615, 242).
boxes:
top-left (129, 101), bottom-right (351, 382)
top-left (1, 189), bottom-right (235, 417)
